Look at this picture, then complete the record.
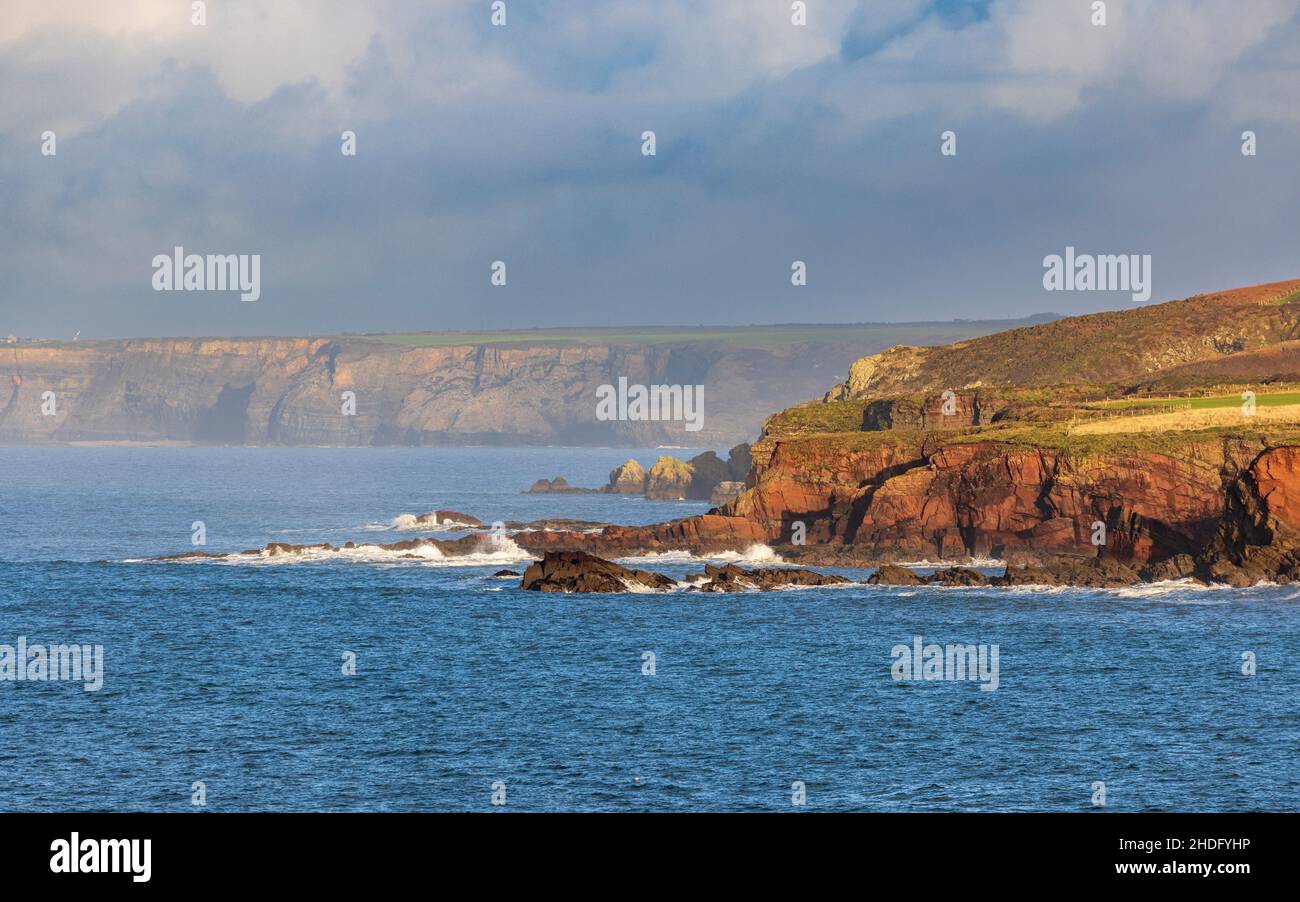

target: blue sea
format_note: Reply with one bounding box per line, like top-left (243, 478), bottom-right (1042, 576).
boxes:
top-left (1, 446), bottom-right (1297, 812)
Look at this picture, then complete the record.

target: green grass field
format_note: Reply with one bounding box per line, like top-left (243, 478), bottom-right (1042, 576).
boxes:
top-left (1091, 391), bottom-right (1300, 411)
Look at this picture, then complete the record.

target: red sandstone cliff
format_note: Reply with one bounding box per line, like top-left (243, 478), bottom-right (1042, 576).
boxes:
top-left (517, 434), bottom-right (1300, 583)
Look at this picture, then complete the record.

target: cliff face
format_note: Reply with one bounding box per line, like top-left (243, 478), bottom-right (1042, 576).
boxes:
top-left (1196, 445), bottom-right (1300, 585)
top-left (724, 433), bottom-right (1257, 563)
top-left (0, 337), bottom-right (850, 446)
top-left (0, 321), bottom-right (1030, 446)
top-left (520, 431), bottom-right (1300, 576)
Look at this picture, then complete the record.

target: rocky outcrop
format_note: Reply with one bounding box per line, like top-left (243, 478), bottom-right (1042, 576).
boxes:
top-left (1000, 557), bottom-right (1140, 588)
top-left (529, 445), bottom-right (751, 501)
top-left (517, 553), bottom-right (852, 593)
top-left (869, 565), bottom-right (1001, 587)
top-left (607, 459), bottom-right (647, 493)
top-left (1192, 445), bottom-right (1300, 585)
top-left (1138, 554), bottom-right (1197, 582)
top-left (645, 456), bottom-right (695, 500)
top-left (413, 510), bottom-right (483, 528)
top-left (688, 563), bottom-right (851, 592)
top-left (528, 477), bottom-right (600, 494)
top-left (520, 551), bottom-right (677, 593)
top-left (867, 564), bottom-right (927, 585)
top-left (514, 513), bottom-right (770, 556)
top-left (928, 566), bottom-right (992, 586)
top-left (868, 559), bottom-right (1136, 588)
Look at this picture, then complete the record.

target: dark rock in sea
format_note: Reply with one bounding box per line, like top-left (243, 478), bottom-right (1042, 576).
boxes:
top-left (503, 518), bottom-right (610, 531)
top-left (998, 556), bottom-right (1139, 588)
top-left (867, 564), bottom-right (926, 585)
top-left (148, 549), bottom-right (227, 562)
top-left (527, 477), bottom-right (600, 494)
top-left (265, 541), bottom-right (332, 557)
top-left (416, 509), bottom-right (484, 528)
top-left (929, 566), bottom-right (990, 586)
top-left (520, 551), bottom-right (676, 593)
top-left (1138, 554), bottom-right (1198, 582)
top-left (689, 562), bottom-right (851, 592)
top-left (493, 569), bottom-right (520, 577)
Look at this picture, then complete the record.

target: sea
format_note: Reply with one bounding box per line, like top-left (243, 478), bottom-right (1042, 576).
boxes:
top-left (1, 446), bottom-right (1297, 811)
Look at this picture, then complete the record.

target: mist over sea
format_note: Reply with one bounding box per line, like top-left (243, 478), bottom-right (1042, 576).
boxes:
top-left (1, 447), bottom-right (1297, 812)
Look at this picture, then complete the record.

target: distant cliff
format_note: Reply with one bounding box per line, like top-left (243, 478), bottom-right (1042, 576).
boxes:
top-left (0, 319), bottom-right (1049, 446)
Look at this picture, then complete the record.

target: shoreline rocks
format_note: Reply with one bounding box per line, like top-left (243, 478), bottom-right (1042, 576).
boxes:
top-left (527, 444), bottom-right (752, 502)
top-left (867, 564), bottom-right (927, 586)
top-left (527, 477), bottom-right (601, 494)
top-left (690, 562), bottom-right (851, 592)
top-left (413, 509), bottom-right (484, 528)
top-left (520, 551), bottom-right (854, 593)
top-left (521, 551), bottom-right (676, 593)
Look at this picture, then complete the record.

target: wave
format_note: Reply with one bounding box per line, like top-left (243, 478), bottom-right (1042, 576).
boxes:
top-left (134, 537), bottom-right (534, 568)
top-left (869, 576), bottom-right (1237, 601)
top-left (376, 514), bottom-right (483, 532)
top-left (886, 557), bottom-right (1007, 569)
top-left (1111, 579), bottom-right (1232, 601)
top-left (615, 544), bottom-right (788, 566)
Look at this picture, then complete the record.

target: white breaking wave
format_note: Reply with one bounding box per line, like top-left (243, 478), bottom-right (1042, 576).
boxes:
top-left (137, 537), bottom-right (534, 568)
top-left (618, 577), bottom-right (668, 594)
top-left (887, 557), bottom-right (1007, 569)
top-left (378, 514), bottom-right (482, 532)
top-left (986, 579), bottom-right (1233, 601)
top-left (707, 544), bottom-right (786, 564)
top-left (616, 544), bottom-right (788, 566)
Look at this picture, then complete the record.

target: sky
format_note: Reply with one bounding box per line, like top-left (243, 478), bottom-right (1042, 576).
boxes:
top-left (1, 0), bottom-right (1298, 339)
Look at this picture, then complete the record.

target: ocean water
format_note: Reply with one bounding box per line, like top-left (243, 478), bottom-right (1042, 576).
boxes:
top-left (1, 446), bottom-right (1298, 812)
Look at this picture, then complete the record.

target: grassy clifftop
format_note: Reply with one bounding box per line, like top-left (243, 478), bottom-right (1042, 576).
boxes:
top-left (825, 279), bottom-right (1300, 398)
top-left (759, 278), bottom-right (1300, 460)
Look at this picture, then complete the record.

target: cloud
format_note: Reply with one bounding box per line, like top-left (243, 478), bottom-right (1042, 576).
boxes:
top-left (1, 0), bottom-right (1299, 338)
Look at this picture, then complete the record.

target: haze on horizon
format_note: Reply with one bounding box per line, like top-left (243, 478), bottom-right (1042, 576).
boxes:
top-left (1, 0), bottom-right (1298, 340)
